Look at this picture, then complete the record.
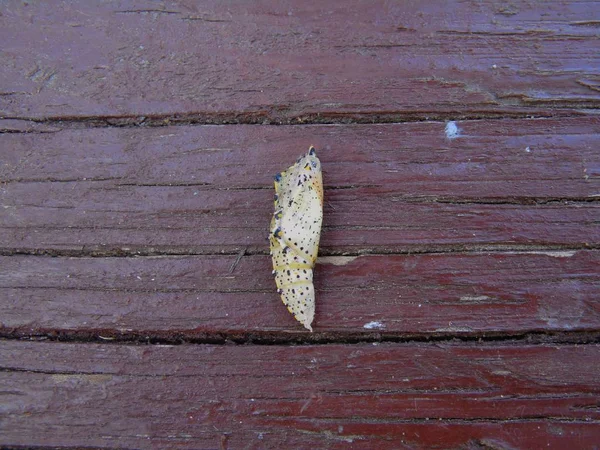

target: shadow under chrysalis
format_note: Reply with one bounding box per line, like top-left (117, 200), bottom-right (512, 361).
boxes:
top-left (269, 146), bottom-right (323, 331)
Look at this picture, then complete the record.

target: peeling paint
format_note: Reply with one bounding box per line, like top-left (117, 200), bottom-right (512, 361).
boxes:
top-left (297, 429), bottom-right (364, 443)
top-left (510, 250), bottom-right (577, 258)
top-left (363, 321), bottom-right (385, 330)
top-left (434, 326), bottom-right (473, 332)
top-left (445, 121), bottom-right (460, 139)
top-left (460, 295), bottom-right (493, 302)
top-left (51, 374), bottom-right (113, 384)
top-left (317, 256), bottom-right (358, 266)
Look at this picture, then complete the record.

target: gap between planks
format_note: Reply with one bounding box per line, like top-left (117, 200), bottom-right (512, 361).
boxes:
top-left (0, 109), bottom-right (595, 132)
top-left (0, 243), bottom-right (596, 258)
top-left (1, 329), bottom-right (599, 348)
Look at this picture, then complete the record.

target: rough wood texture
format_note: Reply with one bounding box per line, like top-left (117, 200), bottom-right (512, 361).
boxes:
top-left (1, 341), bottom-right (599, 449)
top-left (2, 118), bottom-right (599, 255)
top-left (1, 1), bottom-right (599, 121)
top-left (4, 118), bottom-right (597, 195)
top-left (2, 251), bottom-right (598, 336)
top-left (3, 187), bottom-right (597, 255)
top-left (2, 1), bottom-right (599, 448)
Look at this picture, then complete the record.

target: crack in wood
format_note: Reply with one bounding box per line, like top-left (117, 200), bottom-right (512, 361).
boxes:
top-left (114, 9), bottom-right (180, 15)
top-left (392, 196), bottom-right (600, 206)
top-left (0, 109), bottom-right (594, 131)
top-left (0, 446), bottom-right (125, 450)
top-left (0, 243), bottom-right (595, 258)
top-left (0, 328), bottom-right (599, 347)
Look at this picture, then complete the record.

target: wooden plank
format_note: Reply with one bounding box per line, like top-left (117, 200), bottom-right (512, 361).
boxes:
top-left (1, 341), bottom-right (599, 448)
top-left (1, 119), bottom-right (599, 254)
top-left (1, 1), bottom-right (599, 120)
top-left (3, 118), bottom-right (597, 195)
top-left (2, 183), bottom-right (598, 255)
top-left (2, 3), bottom-right (598, 449)
top-left (2, 251), bottom-right (598, 334)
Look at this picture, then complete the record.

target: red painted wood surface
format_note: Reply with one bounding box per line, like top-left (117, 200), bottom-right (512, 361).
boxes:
top-left (1, 118), bottom-right (598, 255)
top-left (3, 118), bottom-right (598, 196)
top-left (1, 1), bottom-right (599, 121)
top-left (2, 251), bottom-right (599, 336)
top-left (1, 341), bottom-right (599, 449)
top-left (1, 0), bottom-right (600, 448)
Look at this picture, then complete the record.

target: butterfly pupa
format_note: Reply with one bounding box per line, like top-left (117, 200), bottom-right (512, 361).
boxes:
top-left (270, 146), bottom-right (323, 331)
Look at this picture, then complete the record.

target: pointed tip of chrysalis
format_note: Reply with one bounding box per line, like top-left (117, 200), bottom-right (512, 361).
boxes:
top-left (308, 146), bottom-right (316, 156)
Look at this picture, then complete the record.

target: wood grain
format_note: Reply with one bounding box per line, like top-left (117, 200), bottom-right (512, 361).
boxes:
top-left (2, 2), bottom-right (599, 447)
top-left (1, 341), bottom-right (599, 449)
top-left (2, 251), bottom-right (598, 335)
top-left (4, 118), bottom-right (597, 194)
top-left (1, 1), bottom-right (599, 121)
top-left (2, 118), bottom-right (599, 255)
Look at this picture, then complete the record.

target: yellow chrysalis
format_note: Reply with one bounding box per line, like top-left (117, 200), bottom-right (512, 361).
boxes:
top-left (270, 146), bottom-right (323, 331)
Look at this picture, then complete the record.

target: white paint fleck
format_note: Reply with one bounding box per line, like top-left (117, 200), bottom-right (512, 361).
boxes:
top-left (525, 146), bottom-right (531, 152)
top-left (460, 295), bottom-right (492, 302)
top-left (509, 250), bottom-right (577, 258)
top-left (363, 321), bottom-right (385, 330)
top-left (434, 326), bottom-right (474, 332)
top-left (445, 121), bottom-right (460, 139)
top-left (317, 256), bottom-right (358, 266)
top-left (492, 64), bottom-right (497, 69)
